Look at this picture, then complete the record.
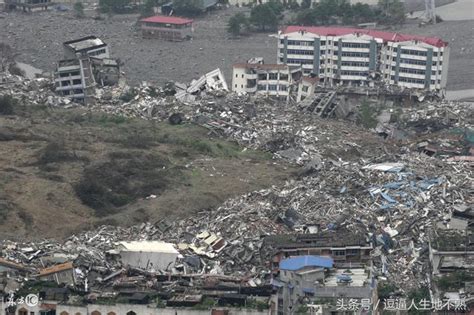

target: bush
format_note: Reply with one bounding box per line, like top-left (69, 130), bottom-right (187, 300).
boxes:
top-left (0, 95), bottom-right (16, 115)
top-left (357, 101), bottom-right (378, 129)
top-left (74, 2), bottom-right (85, 17)
top-left (75, 153), bottom-right (179, 216)
top-left (37, 141), bottom-right (78, 165)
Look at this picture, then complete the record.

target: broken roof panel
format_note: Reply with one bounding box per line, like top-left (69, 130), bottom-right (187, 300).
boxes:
top-left (39, 262), bottom-right (74, 276)
top-left (63, 36), bottom-right (107, 52)
top-left (118, 241), bottom-right (179, 254)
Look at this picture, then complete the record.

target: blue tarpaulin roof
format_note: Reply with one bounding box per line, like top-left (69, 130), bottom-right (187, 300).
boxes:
top-left (279, 255), bottom-right (333, 271)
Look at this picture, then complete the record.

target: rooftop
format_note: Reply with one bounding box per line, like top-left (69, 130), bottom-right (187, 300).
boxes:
top-left (63, 36), bottom-right (107, 52)
top-left (279, 255), bottom-right (333, 271)
top-left (118, 241), bottom-right (179, 254)
top-left (280, 26), bottom-right (448, 48)
top-left (140, 15), bottom-right (194, 25)
top-left (233, 63), bottom-right (289, 71)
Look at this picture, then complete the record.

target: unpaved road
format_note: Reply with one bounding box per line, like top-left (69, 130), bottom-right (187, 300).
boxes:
top-left (0, 7), bottom-right (472, 90)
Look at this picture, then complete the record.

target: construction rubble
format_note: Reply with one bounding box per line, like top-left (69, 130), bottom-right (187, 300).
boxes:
top-left (1, 68), bottom-right (473, 311)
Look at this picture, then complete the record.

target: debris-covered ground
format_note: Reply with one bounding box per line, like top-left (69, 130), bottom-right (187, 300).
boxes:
top-left (0, 70), bottom-right (472, 295)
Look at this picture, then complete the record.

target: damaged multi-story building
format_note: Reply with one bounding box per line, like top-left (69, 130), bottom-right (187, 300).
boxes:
top-left (232, 59), bottom-right (302, 101)
top-left (277, 26), bottom-right (449, 91)
top-left (54, 36), bottom-right (120, 104)
top-left (429, 211), bottom-right (474, 311)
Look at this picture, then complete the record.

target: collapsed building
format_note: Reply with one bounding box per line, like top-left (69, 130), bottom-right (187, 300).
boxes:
top-left (54, 36), bottom-right (120, 104)
top-left (277, 26), bottom-right (449, 91)
top-left (231, 59), bottom-right (302, 102)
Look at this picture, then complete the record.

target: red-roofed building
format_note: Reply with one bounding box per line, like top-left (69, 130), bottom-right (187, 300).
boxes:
top-left (277, 26), bottom-right (450, 91)
top-left (140, 15), bottom-right (194, 41)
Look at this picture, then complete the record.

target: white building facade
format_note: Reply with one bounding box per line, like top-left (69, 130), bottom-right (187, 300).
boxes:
top-left (278, 26), bottom-right (449, 91)
top-left (232, 63), bottom-right (301, 101)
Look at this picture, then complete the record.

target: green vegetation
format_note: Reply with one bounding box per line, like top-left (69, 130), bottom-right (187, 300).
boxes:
top-left (173, 0), bottom-right (204, 17)
top-left (192, 297), bottom-right (216, 310)
top-left (378, 282), bottom-right (397, 300)
top-left (295, 304), bottom-right (309, 314)
top-left (73, 2), bottom-right (85, 17)
top-left (250, 1), bottom-right (283, 31)
top-left (227, 12), bottom-right (249, 37)
top-left (37, 141), bottom-right (82, 165)
top-left (246, 298), bottom-right (269, 311)
top-left (294, 0), bottom-right (405, 26)
top-left (357, 101), bottom-right (378, 129)
top-left (75, 152), bottom-right (180, 216)
top-left (0, 95), bottom-right (16, 115)
top-left (99, 0), bottom-right (132, 14)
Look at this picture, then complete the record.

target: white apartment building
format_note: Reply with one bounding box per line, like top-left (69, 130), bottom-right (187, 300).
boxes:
top-left (278, 26), bottom-right (449, 91)
top-left (232, 62), bottom-right (302, 101)
top-left (55, 58), bottom-right (96, 103)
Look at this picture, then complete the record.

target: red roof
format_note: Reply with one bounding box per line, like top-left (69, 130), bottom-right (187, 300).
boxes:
top-left (140, 15), bottom-right (193, 25)
top-left (281, 26), bottom-right (447, 48)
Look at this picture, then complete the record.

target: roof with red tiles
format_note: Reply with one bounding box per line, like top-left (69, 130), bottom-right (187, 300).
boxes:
top-left (140, 15), bottom-right (193, 25)
top-left (280, 26), bottom-right (447, 48)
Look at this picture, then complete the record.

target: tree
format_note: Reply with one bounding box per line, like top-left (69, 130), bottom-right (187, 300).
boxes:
top-left (227, 13), bottom-right (248, 37)
top-left (172, 0), bottom-right (203, 17)
top-left (73, 2), bottom-right (85, 18)
top-left (140, 0), bottom-right (156, 17)
top-left (301, 0), bottom-right (311, 9)
top-left (378, 0), bottom-right (405, 25)
top-left (0, 43), bottom-right (14, 73)
top-left (250, 3), bottom-right (280, 31)
top-left (99, 0), bottom-right (131, 14)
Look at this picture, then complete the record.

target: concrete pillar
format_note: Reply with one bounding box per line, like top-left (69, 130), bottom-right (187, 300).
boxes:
top-left (313, 38), bottom-right (320, 76)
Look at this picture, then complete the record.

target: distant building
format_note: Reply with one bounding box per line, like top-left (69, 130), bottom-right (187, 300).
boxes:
top-left (63, 36), bottom-right (110, 60)
top-left (54, 58), bottom-right (96, 104)
top-left (274, 255), bottom-right (377, 315)
top-left (278, 26), bottom-right (449, 91)
top-left (5, 0), bottom-right (54, 11)
top-left (232, 61), bottom-right (302, 101)
top-left (140, 15), bottom-right (194, 41)
top-left (55, 36), bottom-right (120, 104)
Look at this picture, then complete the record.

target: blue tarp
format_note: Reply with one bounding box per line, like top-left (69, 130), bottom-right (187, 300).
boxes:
top-left (279, 255), bottom-right (333, 271)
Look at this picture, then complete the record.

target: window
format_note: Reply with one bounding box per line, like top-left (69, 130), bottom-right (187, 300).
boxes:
top-left (257, 84), bottom-right (266, 91)
top-left (302, 86), bottom-right (309, 92)
top-left (72, 79), bottom-right (81, 85)
top-left (268, 84), bottom-right (277, 91)
top-left (60, 312), bottom-right (69, 315)
top-left (235, 74), bottom-right (238, 78)
top-left (269, 73), bottom-right (278, 80)
top-left (234, 84), bottom-right (237, 88)
top-left (279, 85), bottom-right (287, 91)
top-left (333, 250), bottom-right (346, 256)
top-left (279, 73), bottom-right (288, 80)
top-left (19, 309), bottom-right (28, 315)
top-left (91, 312), bottom-right (101, 315)
top-left (241, 74), bottom-right (244, 78)
top-left (241, 84), bottom-right (243, 88)
top-left (126, 311), bottom-right (137, 315)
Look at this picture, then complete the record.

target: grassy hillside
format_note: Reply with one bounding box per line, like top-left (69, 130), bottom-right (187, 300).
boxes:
top-left (0, 103), bottom-right (294, 239)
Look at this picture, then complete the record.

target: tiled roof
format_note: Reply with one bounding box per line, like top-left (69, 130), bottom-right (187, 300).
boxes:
top-left (281, 26), bottom-right (447, 48)
top-left (140, 15), bottom-right (193, 25)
